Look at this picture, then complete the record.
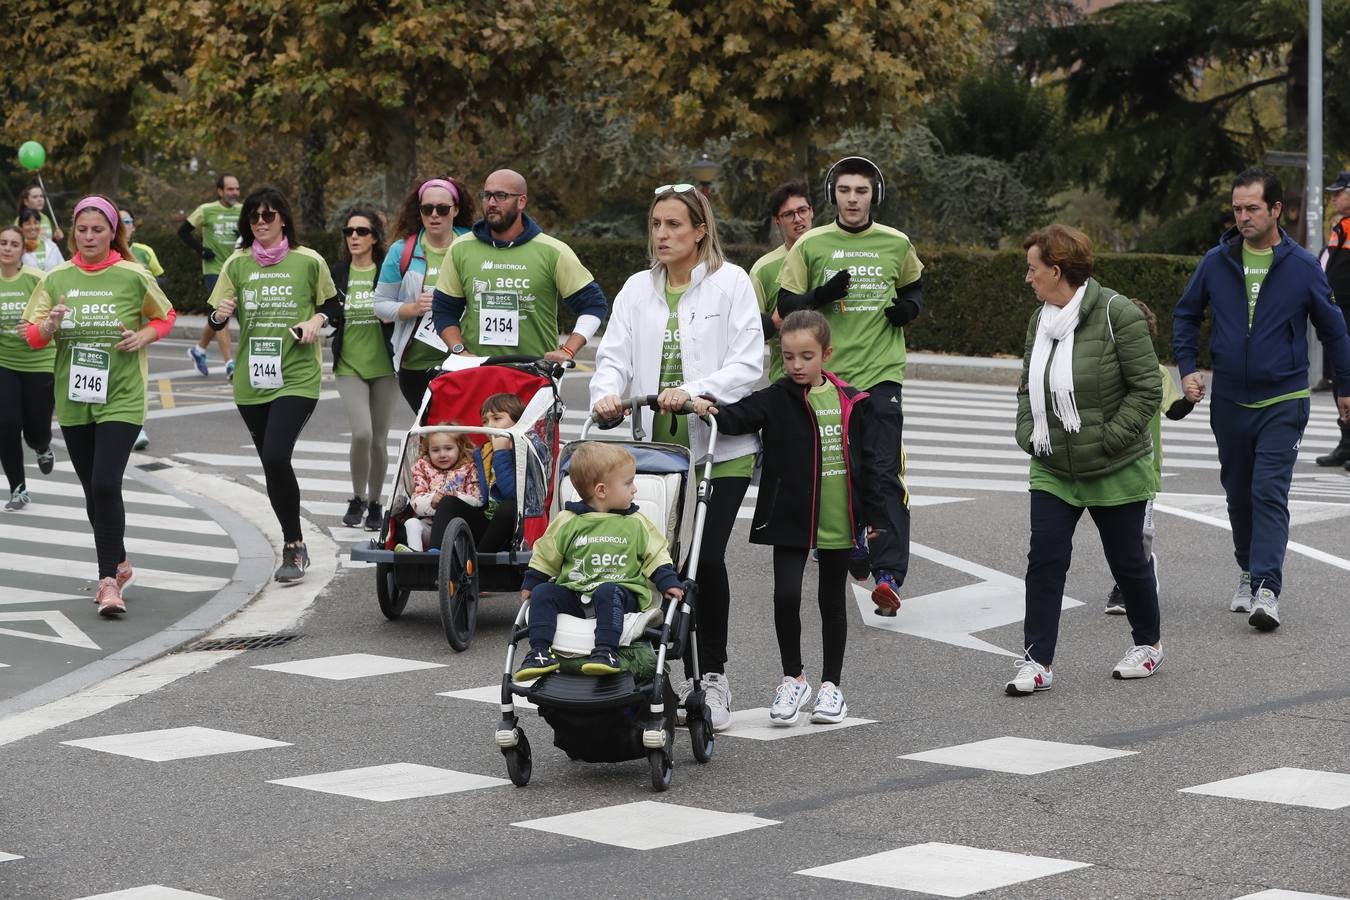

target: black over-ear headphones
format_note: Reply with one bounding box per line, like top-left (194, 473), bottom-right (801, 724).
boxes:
top-left (825, 156), bottom-right (886, 206)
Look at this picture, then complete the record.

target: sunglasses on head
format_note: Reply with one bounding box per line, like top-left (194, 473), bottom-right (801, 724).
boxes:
top-left (654, 184), bottom-right (696, 195)
top-left (342, 226), bottom-right (373, 237)
top-left (249, 209), bottom-right (278, 224)
top-left (121, 217), bottom-right (134, 226)
top-left (420, 203), bottom-right (454, 217)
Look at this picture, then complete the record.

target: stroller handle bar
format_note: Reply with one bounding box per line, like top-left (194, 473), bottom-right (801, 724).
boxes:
top-left (422, 355), bottom-right (575, 380)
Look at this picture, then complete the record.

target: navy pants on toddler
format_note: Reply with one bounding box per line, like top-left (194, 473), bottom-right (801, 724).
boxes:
top-left (528, 582), bottom-right (638, 651)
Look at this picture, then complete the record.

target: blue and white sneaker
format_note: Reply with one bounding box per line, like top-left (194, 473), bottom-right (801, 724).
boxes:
top-left (768, 676), bottom-right (811, 726)
top-left (188, 345), bottom-right (209, 376)
top-left (810, 681), bottom-right (848, 724)
top-left (225, 358), bottom-right (235, 378)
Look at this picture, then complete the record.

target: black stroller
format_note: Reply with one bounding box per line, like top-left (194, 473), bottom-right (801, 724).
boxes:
top-left (494, 398), bottom-right (721, 791)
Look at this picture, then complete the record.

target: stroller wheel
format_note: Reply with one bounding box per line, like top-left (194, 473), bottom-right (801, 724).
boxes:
top-left (648, 729), bottom-right (674, 792)
top-left (375, 563), bottom-right (410, 620)
top-left (688, 703), bottom-right (714, 764)
top-left (438, 518), bottom-right (479, 652)
top-left (503, 730), bottom-right (532, 787)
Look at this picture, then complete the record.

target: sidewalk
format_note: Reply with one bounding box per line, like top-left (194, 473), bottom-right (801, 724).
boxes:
top-left (170, 314), bottom-right (1027, 386)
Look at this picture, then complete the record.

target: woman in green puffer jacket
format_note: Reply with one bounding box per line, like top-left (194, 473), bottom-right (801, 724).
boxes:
top-left (1005, 224), bottom-right (1164, 697)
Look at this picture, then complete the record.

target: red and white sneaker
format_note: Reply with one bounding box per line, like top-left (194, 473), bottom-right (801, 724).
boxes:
top-left (115, 559), bottom-right (135, 592)
top-left (871, 572), bottom-right (902, 617)
top-left (1005, 656), bottom-right (1052, 695)
top-left (1112, 644), bottom-right (1163, 679)
top-left (96, 577), bottom-right (126, 617)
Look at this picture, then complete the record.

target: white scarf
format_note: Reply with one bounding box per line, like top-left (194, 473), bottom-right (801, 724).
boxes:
top-left (1029, 284), bottom-right (1087, 456)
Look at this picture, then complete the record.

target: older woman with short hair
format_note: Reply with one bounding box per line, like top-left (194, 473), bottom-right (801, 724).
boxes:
top-left (1007, 224), bottom-right (1164, 696)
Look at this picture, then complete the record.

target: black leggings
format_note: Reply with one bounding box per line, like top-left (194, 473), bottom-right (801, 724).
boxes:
top-left (63, 420), bottom-right (139, 579)
top-left (773, 546), bottom-right (850, 685)
top-left (0, 366), bottom-right (54, 492)
top-left (685, 475), bottom-right (750, 675)
top-left (398, 368), bottom-right (439, 414)
top-left (237, 396), bottom-right (318, 543)
top-left (428, 496), bottom-right (517, 552)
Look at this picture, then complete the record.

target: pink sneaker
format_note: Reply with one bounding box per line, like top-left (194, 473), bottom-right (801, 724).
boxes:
top-left (96, 577), bottom-right (126, 617)
top-left (115, 559), bottom-right (135, 592)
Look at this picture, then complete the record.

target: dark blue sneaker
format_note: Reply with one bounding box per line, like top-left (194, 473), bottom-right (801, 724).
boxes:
top-left (515, 648), bottom-right (559, 681)
top-left (580, 646), bottom-right (622, 676)
top-left (872, 569), bottom-right (901, 617)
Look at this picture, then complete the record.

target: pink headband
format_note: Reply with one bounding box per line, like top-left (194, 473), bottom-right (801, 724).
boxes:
top-left (72, 196), bottom-right (119, 230)
top-left (418, 179), bottom-right (459, 205)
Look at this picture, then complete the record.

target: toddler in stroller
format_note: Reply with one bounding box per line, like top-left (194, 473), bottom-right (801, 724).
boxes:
top-left (514, 442), bottom-right (684, 679)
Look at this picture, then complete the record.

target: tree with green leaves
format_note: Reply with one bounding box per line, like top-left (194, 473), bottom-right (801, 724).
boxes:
top-left (561, 0), bottom-right (993, 181)
top-left (1014, 0), bottom-right (1350, 222)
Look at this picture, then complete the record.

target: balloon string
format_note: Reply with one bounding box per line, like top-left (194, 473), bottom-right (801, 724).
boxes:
top-left (36, 173), bottom-right (58, 228)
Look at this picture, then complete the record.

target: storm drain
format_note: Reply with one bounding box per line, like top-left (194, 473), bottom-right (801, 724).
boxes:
top-left (187, 634), bottom-right (301, 652)
top-left (136, 461), bottom-right (172, 472)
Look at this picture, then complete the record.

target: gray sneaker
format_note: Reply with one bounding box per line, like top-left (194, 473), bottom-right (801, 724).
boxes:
top-left (35, 447), bottom-right (54, 474)
top-left (274, 542), bottom-right (310, 582)
top-left (4, 488), bottom-right (29, 511)
top-left (703, 672), bottom-right (732, 732)
top-left (1249, 587), bottom-right (1281, 631)
top-left (670, 676), bottom-right (692, 725)
top-left (1229, 572), bottom-right (1253, 613)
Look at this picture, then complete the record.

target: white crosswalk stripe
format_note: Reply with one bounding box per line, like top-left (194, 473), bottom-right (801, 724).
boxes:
top-left (0, 469), bottom-right (234, 597)
top-left (167, 380), bottom-right (1350, 567)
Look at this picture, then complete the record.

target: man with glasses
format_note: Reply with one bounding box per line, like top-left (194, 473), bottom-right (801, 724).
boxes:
top-left (751, 182), bottom-right (813, 381)
top-left (432, 169), bottom-right (607, 362)
top-left (179, 173), bottom-right (241, 377)
top-left (776, 156), bottom-right (923, 616)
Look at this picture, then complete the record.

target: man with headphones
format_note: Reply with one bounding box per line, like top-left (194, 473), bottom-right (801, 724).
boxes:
top-left (775, 156), bottom-right (923, 615)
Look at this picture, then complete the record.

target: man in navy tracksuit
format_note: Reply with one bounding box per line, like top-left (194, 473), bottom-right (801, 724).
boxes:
top-left (1174, 167), bottom-right (1350, 631)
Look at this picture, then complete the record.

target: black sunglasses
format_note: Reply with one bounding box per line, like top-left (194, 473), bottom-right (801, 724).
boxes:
top-left (342, 226), bottom-right (373, 237)
top-left (420, 203), bottom-right (454, 217)
top-left (249, 209), bottom-right (278, 224)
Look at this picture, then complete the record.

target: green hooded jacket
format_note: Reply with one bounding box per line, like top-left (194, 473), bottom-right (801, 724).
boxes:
top-left (1015, 278), bottom-right (1162, 479)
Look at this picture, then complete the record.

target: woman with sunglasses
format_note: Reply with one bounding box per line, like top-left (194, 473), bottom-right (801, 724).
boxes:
top-left (19, 208), bottom-right (63, 272)
top-left (22, 196), bottom-right (176, 616)
top-left (331, 208), bottom-right (396, 531)
top-left (374, 177), bottom-right (474, 411)
top-left (590, 184), bottom-right (764, 731)
top-left (207, 187), bottom-right (339, 583)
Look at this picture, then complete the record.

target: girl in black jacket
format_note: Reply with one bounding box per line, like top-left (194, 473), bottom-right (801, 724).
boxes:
top-left (693, 310), bottom-right (906, 727)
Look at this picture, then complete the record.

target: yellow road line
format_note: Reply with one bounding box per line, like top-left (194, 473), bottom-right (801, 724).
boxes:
top-left (158, 379), bottom-right (176, 409)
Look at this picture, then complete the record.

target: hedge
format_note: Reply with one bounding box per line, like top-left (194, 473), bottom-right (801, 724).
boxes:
top-left (136, 227), bottom-right (1204, 363)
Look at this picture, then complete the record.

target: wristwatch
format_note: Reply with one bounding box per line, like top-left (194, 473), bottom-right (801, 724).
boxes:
top-left (450, 343), bottom-right (466, 355)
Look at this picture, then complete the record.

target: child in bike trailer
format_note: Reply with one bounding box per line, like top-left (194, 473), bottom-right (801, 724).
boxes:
top-left (692, 309), bottom-right (906, 726)
top-left (515, 441), bottom-right (684, 679)
top-left (403, 428), bottom-right (482, 551)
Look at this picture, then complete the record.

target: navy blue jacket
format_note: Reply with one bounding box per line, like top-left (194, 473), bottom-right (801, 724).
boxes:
top-left (1173, 227), bottom-right (1350, 402)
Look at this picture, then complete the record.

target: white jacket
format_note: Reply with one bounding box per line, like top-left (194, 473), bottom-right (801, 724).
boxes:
top-left (591, 261), bottom-right (764, 464)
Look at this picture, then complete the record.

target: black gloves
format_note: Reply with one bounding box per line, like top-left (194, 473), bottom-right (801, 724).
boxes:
top-left (814, 269), bottom-right (851, 308)
top-left (201, 248), bottom-right (216, 262)
top-left (884, 298), bottom-right (920, 328)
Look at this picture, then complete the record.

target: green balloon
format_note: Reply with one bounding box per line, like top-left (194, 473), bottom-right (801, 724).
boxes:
top-left (17, 141), bottom-right (46, 170)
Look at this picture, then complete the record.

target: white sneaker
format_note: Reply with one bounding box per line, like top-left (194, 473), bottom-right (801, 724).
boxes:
top-left (1249, 587), bottom-right (1281, 631)
top-left (703, 672), bottom-right (732, 732)
top-left (4, 488), bottom-right (29, 511)
top-left (810, 681), bottom-right (848, 724)
top-left (1005, 656), bottom-right (1052, 695)
top-left (768, 677), bottom-right (812, 726)
top-left (1229, 572), bottom-right (1253, 612)
top-left (670, 676), bottom-right (691, 725)
top-left (1112, 644), bottom-right (1164, 679)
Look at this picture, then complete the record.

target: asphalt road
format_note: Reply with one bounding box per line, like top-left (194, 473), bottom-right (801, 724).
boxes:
top-left (2, 338), bottom-right (1349, 900)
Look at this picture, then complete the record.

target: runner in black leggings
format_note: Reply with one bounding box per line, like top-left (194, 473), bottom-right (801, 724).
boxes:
top-left (0, 225), bottom-right (55, 510)
top-left (23, 195), bottom-right (176, 616)
top-left (207, 186), bottom-right (339, 582)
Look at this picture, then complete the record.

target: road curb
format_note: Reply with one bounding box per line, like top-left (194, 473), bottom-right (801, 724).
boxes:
top-left (0, 464), bottom-right (275, 720)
